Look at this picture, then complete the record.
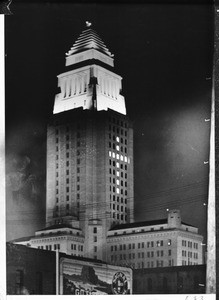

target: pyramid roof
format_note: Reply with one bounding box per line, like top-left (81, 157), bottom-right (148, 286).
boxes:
top-left (66, 26), bottom-right (114, 58)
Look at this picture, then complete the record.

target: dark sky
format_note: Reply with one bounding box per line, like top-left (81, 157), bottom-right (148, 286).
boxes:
top-left (5, 3), bottom-right (213, 241)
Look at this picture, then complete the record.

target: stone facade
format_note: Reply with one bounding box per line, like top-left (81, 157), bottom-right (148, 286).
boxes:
top-left (45, 25), bottom-right (133, 262)
top-left (107, 210), bottom-right (203, 269)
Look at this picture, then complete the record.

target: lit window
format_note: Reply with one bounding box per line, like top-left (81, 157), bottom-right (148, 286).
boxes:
top-left (120, 155), bottom-right (124, 161)
top-left (116, 171), bottom-right (119, 177)
top-left (112, 152), bottom-right (115, 158)
top-left (116, 136), bottom-right (120, 142)
top-left (124, 156), bottom-right (127, 162)
top-left (116, 154), bottom-right (119, 160)
top-left (116, 188), bottom-right (120, 194)
top-left (109, 151), bottom-right (112, 157)
top-left (116, 179), bottom-right (120, 185)
top-left (116, 162), bottom-right (120, 168)
top-left (116, 145), bottom-right (120, 151)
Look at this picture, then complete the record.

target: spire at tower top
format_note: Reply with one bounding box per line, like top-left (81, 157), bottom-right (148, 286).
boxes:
top-left (86, 21), bottom-right (92, 28)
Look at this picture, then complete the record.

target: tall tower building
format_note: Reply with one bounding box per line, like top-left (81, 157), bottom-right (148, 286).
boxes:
top-left (13, 23), bottom-right (204, 270)
top-left (46, 23), bottom-right (134, 260)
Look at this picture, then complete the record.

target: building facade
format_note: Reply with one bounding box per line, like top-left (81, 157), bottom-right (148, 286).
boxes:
top-left (45, 24), bottom-right (134, 261)
top-left (7, 243), bottom-right (132, 295)
top-left (12, 24), bottom-right (204, 270)
top-left (133, 265), bottom-right (206, 294)
top-left (107, 210), bottom-right (203, 269)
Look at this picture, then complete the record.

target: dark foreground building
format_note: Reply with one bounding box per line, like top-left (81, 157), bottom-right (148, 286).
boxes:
top-left (6, 243), bottom-right (132, 295)
top-left (7, 243), bottom-right (205, 295)
top-left (7, 243), bottom-right (56, 295)
top-left (133, 265), bottom-right (206, 294)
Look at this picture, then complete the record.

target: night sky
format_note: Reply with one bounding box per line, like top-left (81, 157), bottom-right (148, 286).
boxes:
top-left (5, 3), bottom-right (213, 241)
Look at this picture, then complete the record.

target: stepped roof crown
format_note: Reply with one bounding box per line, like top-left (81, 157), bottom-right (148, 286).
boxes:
top-left (65, 22), bottom-right (114, 67)
top-left (66, 28), bottom-right (114, 58)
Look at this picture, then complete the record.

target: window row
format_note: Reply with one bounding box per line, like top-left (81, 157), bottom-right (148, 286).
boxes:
top-left (56, 176), bottom-right (80, 186)
top-left (109, 134), bottom-right (127, 145)
top-left (109, 160), bottom-right (128, 170)
top-left (109, 143), bottom-right (127, 153)
top-left (71, 244), bottom-right (83, 251)
top-left (110, 195), bottom-right (127, 204)
top-left (108, 118), bottom-right (127, 128)
top-left (56, 194), bottom-right (80, 202)
top-left (112, 213), bottom-right (127, 221)
top-left (38, 244), bottom-right (60, 250)
top-left (182, 250), bottom-right (198, 259)
top-left (109, 125), bottom-right (127, 136)
top-left (55, 184), bottom-right (80, 194)
top-left (110, 204), bottom-right (127, 212)
top-left (56, 151), bottom-right (81, 160)
top-left (182, 240), bottom-right (199, 249)
top-left (109, 186), bottom-right (128, 195)
top-left (147, 240), bottom-right (164, 248)
top-left (182, 260), bottom-right (198, 266)
top-left (55, 129), bottom-right (80, 137)
top-left (110, 248), bottom-right (171, 258)
top-left (109, 170), bottom-right (128, 179)
top-left (111, 240), bottom-right (172, 251)
top-left (109, 178), bottom-right (128, 187)
top-left (56, 141), bottom-right (81, 150)
top-left (109, 151), bottom-right (130, 163)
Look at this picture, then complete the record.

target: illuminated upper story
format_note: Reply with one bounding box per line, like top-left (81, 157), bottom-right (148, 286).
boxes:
top-left (53, 23), bottom-right (126, 115)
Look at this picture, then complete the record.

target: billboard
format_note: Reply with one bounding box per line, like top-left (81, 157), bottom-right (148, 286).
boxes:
top-left (59, 257), bottom-right (132, 295)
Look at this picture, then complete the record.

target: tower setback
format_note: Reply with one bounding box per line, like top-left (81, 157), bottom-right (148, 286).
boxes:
top-left (46, 24), bottom-right (134, 261)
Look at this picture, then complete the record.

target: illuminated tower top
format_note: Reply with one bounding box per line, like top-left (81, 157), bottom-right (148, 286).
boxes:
top-left (65, 22), bottom-right (114, 67)
top-left (53, 22), bottom-right (126, 115)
